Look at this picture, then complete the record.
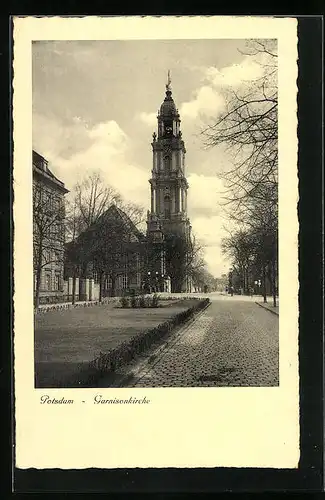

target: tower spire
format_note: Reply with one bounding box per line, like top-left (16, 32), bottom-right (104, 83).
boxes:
top-left (166, 70), bottom-right (171, 91)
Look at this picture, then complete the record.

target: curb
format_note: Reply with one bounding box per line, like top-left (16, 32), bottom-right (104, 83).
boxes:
top-left (255, 302), bottom-right (279, 316)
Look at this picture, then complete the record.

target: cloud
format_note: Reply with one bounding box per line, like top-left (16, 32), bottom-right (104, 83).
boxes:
top-left (178, 54), bottom-right (270, 124)
top-left (137, 53), bottom-right (266, 128)
top-left (188, 175), bottom-right (231, 276)
top-left (187, 173), bottom-right (226, 216)
top-left (88, 120), bottom-right (127, 148)
top-left (138, 111), bottom-right (157, 127)
top-left (34, 116), bottom-right (149, 208)
top-left (33, 113), bottom-right (94, 160)
top-left (204, 55), bottom-right (265, 89)
top-left (180, 86), bottom-right (224, 120)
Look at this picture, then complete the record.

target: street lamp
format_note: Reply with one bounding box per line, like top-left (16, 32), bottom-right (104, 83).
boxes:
top-left (254, 279), bottom-right (262, 295)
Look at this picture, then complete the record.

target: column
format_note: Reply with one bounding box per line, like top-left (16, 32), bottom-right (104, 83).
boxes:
top-left (179, 187), bottom-right (182, 212)
top-left (171, 187), bottom-right (176, 213)
top-left (178, 150), bottom-right (182, 169)
top-left (171, 152), bottom-right (176, 171)
top-left (181, 189), bottom-right (185, 213)
top-left (75, 278), bottom-right (79, 301)
top-left (79, 278), bottom-right (85, 301)
top-left (68, 277), bottom-right (73, 296)
top-left (89, 279), bottom-right (94, 301)
top-left (153, 188), bottom-right (156, 213)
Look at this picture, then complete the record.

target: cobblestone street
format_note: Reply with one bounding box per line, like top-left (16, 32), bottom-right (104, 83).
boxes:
top-left (130, 294), bottom-right (279, 387)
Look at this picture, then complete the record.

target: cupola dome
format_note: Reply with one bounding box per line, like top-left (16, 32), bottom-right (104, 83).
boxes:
top-left (159, 88), bottom-right (177, 116)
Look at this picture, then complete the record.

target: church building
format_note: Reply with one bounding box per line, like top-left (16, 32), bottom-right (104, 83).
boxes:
top-left (146, 73), bottom-right (192, 293)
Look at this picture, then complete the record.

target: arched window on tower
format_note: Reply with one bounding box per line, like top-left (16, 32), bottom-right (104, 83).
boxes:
top-left (164, 195), bottom-right (171, 219)
top-left (164, 155), bottom-right (171, 175)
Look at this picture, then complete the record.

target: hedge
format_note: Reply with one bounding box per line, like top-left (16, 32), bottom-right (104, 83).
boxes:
top-left (58, 297), bottom-right (210, 387)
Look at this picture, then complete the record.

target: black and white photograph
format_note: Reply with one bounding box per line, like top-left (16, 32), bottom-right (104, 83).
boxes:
top-left (32, 37), bottom-right (279, 389)
top-left (13, 16), bottom-right (299, 471)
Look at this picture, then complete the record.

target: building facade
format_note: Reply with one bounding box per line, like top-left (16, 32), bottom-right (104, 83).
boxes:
top-left (64, 204), bottom-right (145, 299)
top-left (146, 74), bottom-right (192, 292)
top-left (33, 150), bottom-right (69, 305)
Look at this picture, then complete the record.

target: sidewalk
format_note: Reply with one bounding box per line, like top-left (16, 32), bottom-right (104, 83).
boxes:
top-left (255, 300), bottom-right (279, 316)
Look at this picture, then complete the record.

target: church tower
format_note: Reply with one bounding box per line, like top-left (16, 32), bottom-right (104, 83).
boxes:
top-left (147, 72), bottom-right (192, 293)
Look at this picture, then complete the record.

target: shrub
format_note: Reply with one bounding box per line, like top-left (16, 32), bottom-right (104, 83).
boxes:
top-left (144, 296), bottom-right (151, 308)
top-left (119, 296), bottom-right (129, 308)
top-left (130, 295), bottom-right (137, 308)
top-left (139, 295), bottom-right (146, 308)
top-left (151, 293), bottom-right (159, 308)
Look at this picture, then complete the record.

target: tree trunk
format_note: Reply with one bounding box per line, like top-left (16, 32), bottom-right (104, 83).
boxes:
top-left (245, 267), bottom-right (249, 295)
top-left (99, 272), bottom-right (104, 303)
top-left (272, 258), bottom-right (277, 307)
top-left (262, 264), bottom-right (267, 303)
top-left (34, 242), bottom-right (43, 310)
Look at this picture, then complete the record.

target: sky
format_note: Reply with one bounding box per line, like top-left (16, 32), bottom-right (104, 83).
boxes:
top-left (32, 39), bottom-right (266, 278)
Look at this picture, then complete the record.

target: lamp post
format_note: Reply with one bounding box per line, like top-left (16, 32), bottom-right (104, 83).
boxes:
top-left (147, 270), bottom-right (166, 293)
top-left (147, 271), bottom-right (151, 293)
top-left (254, 279), bottom-right (262, 295)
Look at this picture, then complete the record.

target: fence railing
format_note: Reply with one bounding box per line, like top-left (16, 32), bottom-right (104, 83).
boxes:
top-left (38, 294), bottom-right (79, 305)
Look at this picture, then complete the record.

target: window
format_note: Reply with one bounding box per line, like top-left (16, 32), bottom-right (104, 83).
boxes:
top-left (54, 196), bottom-right (60, 211)
top-left (164, 195), bottom-right (171, 219)
top-left (121, 275), bottom-right (128, 289)
top-left (45, 272), bottom-right (52, 291)
top-left (44, 248), bottom-right (51, 263)
top-left (135, 253), bottom-right (140, 272)
top-left (42, 159), bottom-right (49, 172)
top-left (54, 274), bottom-right (60, 291)
top-left (164, 155), bottom-right (171, 174)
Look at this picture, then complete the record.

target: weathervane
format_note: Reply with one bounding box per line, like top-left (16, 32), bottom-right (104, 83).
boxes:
top-left (166, 70), bottom-right (171, 91)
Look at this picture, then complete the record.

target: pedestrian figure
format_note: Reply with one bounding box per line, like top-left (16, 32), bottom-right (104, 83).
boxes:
top-left (250, 287), bottom-right (254, 298)
top-left (230, 286), bottom-right (233, 296)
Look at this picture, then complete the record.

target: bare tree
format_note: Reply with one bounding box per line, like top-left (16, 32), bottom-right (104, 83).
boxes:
top-left (201, 40), bottom-right (278, 306)
top-left (65, 171), bottom-right (146, 301)
top-left (66, 171), bottom-right (122, 240)
top-left (221, 229), bottom-right (256, 295)
top-left (164, 231), bottom-right (205, 292)
top-left (33, 180), bottom-right (66, 309)
top-left (222, 214), bottom-right (277, 306)
top-left (202, 39), bottom-right (278, 214)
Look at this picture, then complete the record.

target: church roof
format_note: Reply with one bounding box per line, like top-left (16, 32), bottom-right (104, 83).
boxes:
top-left (100, 204), bottom-right (145, 241)
top-left (75, 204), bottom-right (145, 244)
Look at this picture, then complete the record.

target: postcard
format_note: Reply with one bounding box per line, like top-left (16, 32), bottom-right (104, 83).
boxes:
top-left (13, 15), bottom-right (299, 469)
